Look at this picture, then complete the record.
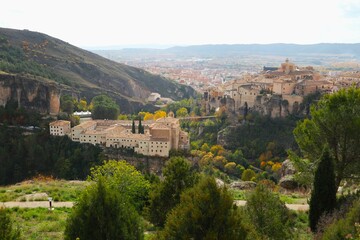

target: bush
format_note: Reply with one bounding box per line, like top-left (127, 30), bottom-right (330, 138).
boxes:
top-left (64, 178), bottom-right (143, 240)
top-left (241, 169), bottom-right (256, 181)
top-left (147, 157), bottom-right (198, 227)
top-left (88, 160), bottom-right (150, 212)
top-left (159, 177), bottom-right (258, 240)
top-left (0, 207), bottom-right (20, 240)
top-left (245, 184), bottom-right (293, 239)
top-left (320, 199), bottom-right (360, 240)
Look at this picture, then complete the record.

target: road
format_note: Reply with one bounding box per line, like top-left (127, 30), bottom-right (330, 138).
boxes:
top-left (1, 200), bottom-right (308, 211)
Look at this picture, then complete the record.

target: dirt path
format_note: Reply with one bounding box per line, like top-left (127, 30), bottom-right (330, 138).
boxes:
top-left (0, 201), bottom-right (74, 208)
top-left (2, 200), bottom-right (308, 211)
top-left (234, 200), bottom-right (309, 211)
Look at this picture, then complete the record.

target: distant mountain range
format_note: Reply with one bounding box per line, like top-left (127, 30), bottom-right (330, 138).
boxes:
top-left (166, 43), bottom-right (360, 57)
top-left (0, 28), bottom-right (195, 114)
top-left (94, 43), bottom-right (360, 61)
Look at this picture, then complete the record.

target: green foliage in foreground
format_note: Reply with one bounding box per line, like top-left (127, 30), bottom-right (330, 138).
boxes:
top-left (309, 147), bottom-right (337, 232)
top-left (294, 86), bottom-right (360, 188)
top-left (65, 178), bottom-right (143, 240)
top-left (147, 157), bottom-right (198, 227)
top-left (88, 160), bottom-right (150, 212)
top-left (0, 207), bottom-right (20, 240)
top-left (158, 177), bottom-right (257, 240)
top-left (9, 207), bottom-right (70, 240)
top-left (321, 199), bottom-right (360, 240)
top-left (245, 184), bottom-right (293, 240)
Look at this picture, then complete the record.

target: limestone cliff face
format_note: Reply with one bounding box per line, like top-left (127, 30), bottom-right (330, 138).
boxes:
top-left (0, 74), bottom-right (68, 115)
top-left (204, 94), bottom-right (304, 118)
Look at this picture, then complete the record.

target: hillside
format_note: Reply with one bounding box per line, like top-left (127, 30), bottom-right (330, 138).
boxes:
top-left (166, 43), bottom-right (360, 57)
top-left (94, 43), bottom-right (360, 65)
top-left (0, 28), bottom-right (196, 114)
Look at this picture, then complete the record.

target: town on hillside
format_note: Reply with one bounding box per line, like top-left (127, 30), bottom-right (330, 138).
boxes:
top-left (201, 59), bottom-right (360, 117)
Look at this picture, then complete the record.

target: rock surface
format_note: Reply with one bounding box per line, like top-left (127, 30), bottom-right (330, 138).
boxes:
top-left (230, 181), bottom-right (257, 190)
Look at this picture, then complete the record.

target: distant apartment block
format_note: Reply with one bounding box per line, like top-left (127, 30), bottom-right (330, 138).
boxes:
top-left (49, 115), bottom-right (189, 157)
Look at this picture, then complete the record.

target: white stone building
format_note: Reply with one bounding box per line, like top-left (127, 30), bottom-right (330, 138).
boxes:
top-left (49, 116), bottom-right (189, 157)
top-left (49, 120), bottom-right (71, 136)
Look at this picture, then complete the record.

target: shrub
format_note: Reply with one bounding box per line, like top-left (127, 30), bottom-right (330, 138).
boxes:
top-left (0, 207), bottom-right (21, 240)
top-left (64, 178), bottom-right (143, 240)
top-left (245, 184), bottom-right (293, 239)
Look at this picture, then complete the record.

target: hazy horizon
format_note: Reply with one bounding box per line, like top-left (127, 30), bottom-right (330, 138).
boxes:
top-left (2, 0), bottom-right (360, 49)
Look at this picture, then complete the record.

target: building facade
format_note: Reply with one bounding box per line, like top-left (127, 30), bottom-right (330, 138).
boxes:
top-left (50, 116), bottom-right (189, 157)
top-left (49, 120), bottom-right (71, 136)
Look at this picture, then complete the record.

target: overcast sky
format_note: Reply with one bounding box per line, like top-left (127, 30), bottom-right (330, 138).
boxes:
top-left (1, 0), bottom-right (360, 48)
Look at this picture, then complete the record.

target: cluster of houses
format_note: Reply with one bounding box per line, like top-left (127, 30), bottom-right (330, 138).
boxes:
top-left (203, 59), bottom-right (360, 117)
top-left (49, 112), bottom-right (189, 157)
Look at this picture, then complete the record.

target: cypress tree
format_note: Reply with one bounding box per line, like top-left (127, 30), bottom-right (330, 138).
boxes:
top-left (309, 146), bottom-right (337, 232)
top-left (138, 118), bottom-right (144, 134)
top-left (132, 119), bottom-right (136, 134)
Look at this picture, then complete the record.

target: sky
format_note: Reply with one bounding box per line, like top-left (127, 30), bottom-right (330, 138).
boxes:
top-left (1, 0), bottom-right (360, 49)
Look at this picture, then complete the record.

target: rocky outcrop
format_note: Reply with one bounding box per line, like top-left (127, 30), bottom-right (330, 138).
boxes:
top-left (280, 159), bottom-right (296, 176)
top-left (279, 175), bottom-right (298, 190)
top-left (230, 181), bottom-right (257, 190)
top-left (103, 149), bottom-right (167, 174)
top-left (279, 159), bottom-right (298, 190)
top-left (0, 73), bottom-right (75, 115)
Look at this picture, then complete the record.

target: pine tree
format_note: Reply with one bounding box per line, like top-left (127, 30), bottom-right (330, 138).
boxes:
top-left (132, 119), bottom-right (136, 134)
top-left (148, 157), bottom-right (198, 227)
top-left (309, 146), bottom-right (337, 232)
top-left (159, 177), bottom-right (253, 240)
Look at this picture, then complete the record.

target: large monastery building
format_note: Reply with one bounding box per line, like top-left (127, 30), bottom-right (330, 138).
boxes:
top-left (49, 115), bottom-right (189, 157)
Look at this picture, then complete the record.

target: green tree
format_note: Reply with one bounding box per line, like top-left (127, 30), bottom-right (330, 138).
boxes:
top-left (241, 169), bottom-right (256, 181)
top-left (200, 143), bottom-right (210, 152)
top-left (245, 184), bottom-right (292, 240)
top-left (60, 95), bottom-right (75, 114)
top-left (176, 107), bottom-right (189, 117)
top-left (0, 207), bottom-right (20, 240)
top-left (64, 178), bottom-right (143, 240)
top-left (132, 119), bottom-right (136, 134)
top-left (138, 118), bottom-right (144, 134)
top-left (309, 147), bottom-right (337, 232)
top-left (148, 157), bottom-right (198, 227)
top-left (91, 94), bottom-right (120, 120)
top-left (159, 177), bottom-right (255, 240)
top-left (88, 160), bottom-right (150, 211)
top-left (294, 87), bottom-right (360, 189)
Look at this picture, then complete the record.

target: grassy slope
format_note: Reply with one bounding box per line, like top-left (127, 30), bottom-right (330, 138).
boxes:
top-left (0, 180), bottom-right (87, 202)
top-left (0, 27), bottom-right (196, 111)
top-left (10, 207), bottom-right (70, 240)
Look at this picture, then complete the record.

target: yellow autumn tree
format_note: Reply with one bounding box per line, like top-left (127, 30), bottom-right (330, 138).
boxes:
top-left (144, 112), bottom-right (154, 121)
top-left (154, 110), bottom-right (166, 120)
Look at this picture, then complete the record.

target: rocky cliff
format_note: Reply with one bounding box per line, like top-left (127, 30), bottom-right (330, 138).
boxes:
top-left (0, 73), bottom-right (74, 114)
